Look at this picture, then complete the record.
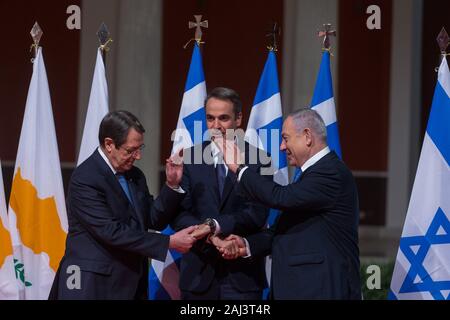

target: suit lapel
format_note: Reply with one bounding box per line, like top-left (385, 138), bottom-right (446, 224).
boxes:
top-left (206, 162), bottom-right (221, 207)
top-left (201, 142), bottom-right (221, 207)
top-left (105, 172), bottom-right (138, 208)
top-left (127, 178), bottom-right (145, 230)
top-left (92, 151), bottom-right (141, 222)
top-left (93, 151), bottom-right (127, 202)
top-left (219, 170), bottom-right (236, 210)
top-left (218, 140), bottom-right (253, 210)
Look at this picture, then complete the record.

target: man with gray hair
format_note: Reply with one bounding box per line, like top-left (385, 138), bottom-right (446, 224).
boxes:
top-left (214, 107), bottom-right (361, 299)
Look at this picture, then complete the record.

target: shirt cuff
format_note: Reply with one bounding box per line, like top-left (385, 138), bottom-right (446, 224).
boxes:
top-left (237, 166), bottom-right (249, 182)
top-left (212, 219), bottom-right (221, 235)
top-left (242, 237), bottom-right (252, 258)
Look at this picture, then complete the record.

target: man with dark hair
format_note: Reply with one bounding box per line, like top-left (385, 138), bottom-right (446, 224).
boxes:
top-left (204, 86), bottom-right (243, 115)
top-left (170, 87), bottom-right (271, 300)
top-left (49, 110), bottom-right (197, 300)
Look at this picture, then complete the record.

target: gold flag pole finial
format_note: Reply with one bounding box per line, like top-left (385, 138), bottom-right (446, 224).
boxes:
top-left (318, 23), bottom-right (336, 53)
top-left (184, 15), bottom-right (208, 49)
top-left (30, 22), bottom-right (43, 62)
top-left (266, 22), bottom-right (281, 52)
top-left (97, 22), bottom-right (113, 61)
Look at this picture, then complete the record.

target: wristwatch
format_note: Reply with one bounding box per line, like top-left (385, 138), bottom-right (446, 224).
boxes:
top-left (203, 218), bottom-right (216, 235)
top-left (235, 164), bottom-right (247, 177)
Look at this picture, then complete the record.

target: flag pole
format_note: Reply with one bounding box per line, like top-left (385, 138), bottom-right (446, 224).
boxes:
top-left (30, 22), bottom-right (43, 62)
top-left (318, 23), bottom-right (336, 54)
top-left (97, 22), bottom-right (113, 64)
top-left (266, 22), bottom-right (280, 52)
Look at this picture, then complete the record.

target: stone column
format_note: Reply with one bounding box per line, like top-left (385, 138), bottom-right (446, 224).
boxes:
top-left (78, 0), bottom-right (163, 195)
top-left (386, 0), bottom-right (423, 232)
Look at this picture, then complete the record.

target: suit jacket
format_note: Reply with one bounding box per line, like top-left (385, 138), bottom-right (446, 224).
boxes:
top-left (171, 141), bottom-right (271, 294)
top-left (243, 151), bottom-right (361, 300)
top-left (49, 150), bottom-right (184, 300)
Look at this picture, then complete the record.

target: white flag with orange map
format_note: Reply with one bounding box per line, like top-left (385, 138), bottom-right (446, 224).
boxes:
top-left (7, 47), bottom-right (68, 299)
top-left (0, 161), bottom-right (19, 299)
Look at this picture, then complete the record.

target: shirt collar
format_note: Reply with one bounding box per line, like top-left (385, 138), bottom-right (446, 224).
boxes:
top-left (210, 141), bottom-right (221, 160)
top-left (210, 142), bottom-right (226, 175)
top-left (300, 146), bottom-right (331, 172)
top-left (98, 146), bottom-right (117, 175)
top-left (210, 136), bottom-right (242, 159)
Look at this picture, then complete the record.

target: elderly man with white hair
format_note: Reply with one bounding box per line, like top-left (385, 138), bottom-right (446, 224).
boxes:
top-left (214, 107), bottom-right (361, 300)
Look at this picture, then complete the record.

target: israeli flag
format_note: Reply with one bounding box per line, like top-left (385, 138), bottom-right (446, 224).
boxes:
top-left (245, 50), bottom-right (288, 299)
top-left (149, 43), bottom-right (207, 300)
top-left (389, 56), bottom-right (450, 300)
top-left (311, 50), bottom-right (342, 158)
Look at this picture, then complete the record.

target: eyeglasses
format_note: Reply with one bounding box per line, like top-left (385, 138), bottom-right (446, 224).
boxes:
top-left (120, 144), bottom-right (145, 157)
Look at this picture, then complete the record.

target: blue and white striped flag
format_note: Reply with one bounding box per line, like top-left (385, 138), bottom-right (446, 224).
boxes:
top-left (311, 50), bottom-right (342, 158)
top-left (171, 43), bottom-right (208, 153)
top-left (245, 50), bottom-right (288, 299)
top-left (149, 43), bottom-right (207, 300)
top-left (293, 50), bottom-right (342, 180)
top-left (389, 56), bottom-right (450, 300)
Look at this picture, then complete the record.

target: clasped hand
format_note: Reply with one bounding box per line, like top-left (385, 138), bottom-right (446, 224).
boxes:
top-left (209, 234), bottom-right (247, 260)
top-left (170, 222), bottom-right (246, 260)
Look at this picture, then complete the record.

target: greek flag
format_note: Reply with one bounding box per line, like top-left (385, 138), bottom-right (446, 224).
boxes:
top-left (149, 43), bottom-right (207, 300)
top-left (245, 50), bottom-right (288, 299)
top-left (293, 50), bottom-right (342, 180)
top-left (311, 50), bottom-right (342, 158)
top-left (389, 56), bottom-right (450, 300)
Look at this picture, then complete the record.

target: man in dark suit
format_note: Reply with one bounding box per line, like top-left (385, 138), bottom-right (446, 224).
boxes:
top-left (170, 87), bottom-right (271, 300)
top-left (216, 107), bottom-right (361, 300)
top-left (49, 111), bottom-right (197, 300)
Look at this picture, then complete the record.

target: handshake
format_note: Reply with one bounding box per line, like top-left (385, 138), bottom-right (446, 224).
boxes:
top-left (208, 234), bottom-right (247, 259)
top-left (168, 223), bottom-right (247, 259)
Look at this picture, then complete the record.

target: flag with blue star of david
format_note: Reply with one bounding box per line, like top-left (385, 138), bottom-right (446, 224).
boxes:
top-left (389, 56), bottom-right (450, 300)
top-left (149, 42), bottom-right (207, 300)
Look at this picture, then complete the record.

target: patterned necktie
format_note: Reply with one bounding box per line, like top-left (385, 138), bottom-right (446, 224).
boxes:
top-left (216, 162), bottom-right (227, 197)
top-left (116, 173), bottom-right (133, 204)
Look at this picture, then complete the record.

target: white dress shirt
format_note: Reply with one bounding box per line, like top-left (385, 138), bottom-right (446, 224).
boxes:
top-left (208, 142), bottom-right (227, 235)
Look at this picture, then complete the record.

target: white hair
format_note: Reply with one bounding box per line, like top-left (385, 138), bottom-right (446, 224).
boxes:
top-left (288, 107), bottom-right (327, 143)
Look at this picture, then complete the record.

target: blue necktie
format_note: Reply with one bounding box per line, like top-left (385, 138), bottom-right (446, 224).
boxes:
top-left (292, 168), bottom-right (302, 183)
top-left (116, 173), bottom-right (133, 204)
top-left (216, 162), bottom-right (226, 197)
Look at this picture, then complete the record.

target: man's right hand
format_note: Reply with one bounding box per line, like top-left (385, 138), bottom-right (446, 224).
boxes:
top-left (214, 234), bottom-right (247, 259)
top-left (190, 223), bottom-right (211, 240)
top-left (169, 225), bottom-right (197, 253)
